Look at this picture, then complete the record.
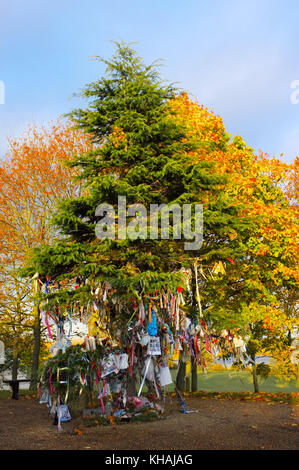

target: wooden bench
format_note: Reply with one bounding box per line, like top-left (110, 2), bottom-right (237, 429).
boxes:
top-left (3, 379), bottom-right (31, 400)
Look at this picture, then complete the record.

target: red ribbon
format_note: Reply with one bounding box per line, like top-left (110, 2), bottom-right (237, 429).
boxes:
top-left (45, 317), bottom-right (53, 340)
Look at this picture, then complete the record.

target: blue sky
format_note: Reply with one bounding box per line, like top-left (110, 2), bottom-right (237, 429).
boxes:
top-left (1, 0), bottom-right (299, 163)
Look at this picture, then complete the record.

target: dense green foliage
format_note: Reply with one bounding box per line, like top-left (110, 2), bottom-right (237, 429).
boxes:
top-left (24, 43), bottom-right (247, 323)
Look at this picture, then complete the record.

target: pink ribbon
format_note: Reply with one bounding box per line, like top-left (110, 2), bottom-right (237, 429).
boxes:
top-left (95, 376), bottom-right (105, 415)
top-left (45, 317), bottom-right (53, 340)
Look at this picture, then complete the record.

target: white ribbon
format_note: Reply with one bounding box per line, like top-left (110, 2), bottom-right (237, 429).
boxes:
top-left (137, 355), bottom-right (152, 397)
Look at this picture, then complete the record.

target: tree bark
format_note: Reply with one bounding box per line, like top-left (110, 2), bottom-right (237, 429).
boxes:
top-left (191, 356), bottom-right (198, 392)
top-left (30, 281), bottom-right (41, 391)
top-left (30, 316), bottom-right (41, 390)
top-left (126, 372), bottom-right (137, 397)
top-left (12, 341), bottom-right (19, 381)
top-left (185, 374), bottom-right (191, 392)
top-left (176, 351), bottom-right (186, 392)
top-left (252, 355), bottom-right (259, 393)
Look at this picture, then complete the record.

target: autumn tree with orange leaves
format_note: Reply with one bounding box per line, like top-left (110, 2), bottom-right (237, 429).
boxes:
top-left (170, 93), bottom-right (298, 388)
top-left (22, 44), bottom-right (298, 398)
top-left (0, 122), bottom-right (93, 387)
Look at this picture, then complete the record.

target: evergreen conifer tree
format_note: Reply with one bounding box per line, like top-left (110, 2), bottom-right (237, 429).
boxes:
top-left (24, 42), bottom-right (248, 393)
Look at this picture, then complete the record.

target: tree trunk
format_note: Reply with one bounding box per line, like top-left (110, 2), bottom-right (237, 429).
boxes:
top-left (191, 262), bottom-right (199, 393)
top-left (191, 356), bottom-right (198, 392)
top-left (30, 307), bottom-right (41, 391)
top-left (12, 341), bottom-right (19, 381)
top-left (185, 373), bottom-right (191, 392)
top-left (126, 372), bottom-right (137, 397)
top-left (252, 356), bottom-right (259, 393)
top-left (176, 351), bottom-right (186, 392)
top-left (30, 277), bottom-right (41, 391)
top-left (84, 385), bottom-right (92, 408)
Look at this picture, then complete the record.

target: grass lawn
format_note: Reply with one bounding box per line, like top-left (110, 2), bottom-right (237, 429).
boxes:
top-left (0, 389), bottom-right (33, 399)
top-left (168, 369), bottom-right (299, 394)
top-left (1, 369), bottom-right (298, 399)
